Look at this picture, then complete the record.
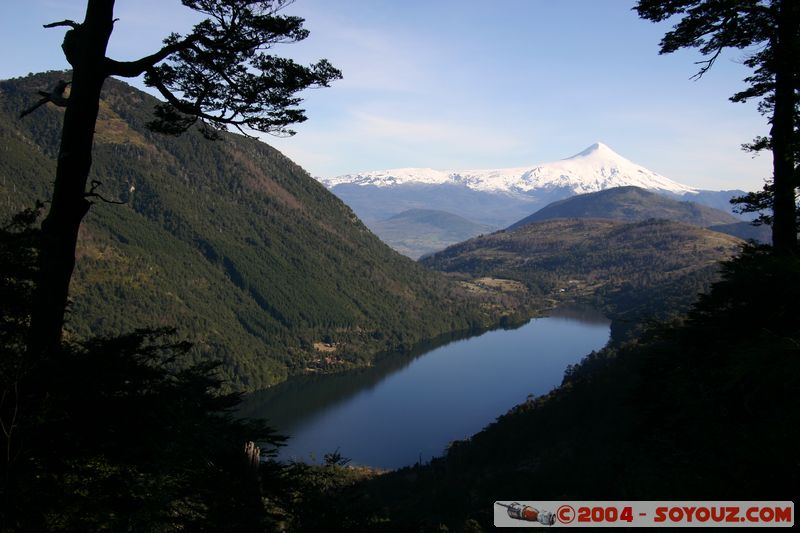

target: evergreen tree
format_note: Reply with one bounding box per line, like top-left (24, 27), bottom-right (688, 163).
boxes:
top-left (0, 209), bottom-right (286, 531)
top-left (635, 0), bottom-right (799, 254)
top-left (22, 0), bottom-right (341, 355)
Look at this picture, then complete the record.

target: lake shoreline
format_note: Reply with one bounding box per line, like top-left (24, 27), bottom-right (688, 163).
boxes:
top-left (241, 306), bottom-right (610, 469)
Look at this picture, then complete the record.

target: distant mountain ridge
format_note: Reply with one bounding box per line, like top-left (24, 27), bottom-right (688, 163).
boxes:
top-left (509, 186), bottom-right (739, 229)
top-left (507, 186), bottom-right (770, 243)
top-left (323, 142), bottom-right (697, 196)
top-left (320, 143), bottom-right (749, 251)
top-left (367, 209), bottom-right (494, 260)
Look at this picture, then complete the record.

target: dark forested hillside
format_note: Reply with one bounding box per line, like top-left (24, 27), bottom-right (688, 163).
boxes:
top-left (0, 72), bottom-right (494, 390)
top-left (509, 185), bottom-right (740, 229)
top-left (320, 247), bottom-right (799, 531)
top-left (422, 218), bottom-right (743, 334)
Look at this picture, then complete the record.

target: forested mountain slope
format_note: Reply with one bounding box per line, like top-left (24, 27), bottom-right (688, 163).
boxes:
top-left (0, 72), bottom-right (492, 390)
top-left (509, 185), bottom-right (739, 228)
top-left (422, 218), bottom-right (743, 334)
top-left (323, 248), bottom-right (799, 531)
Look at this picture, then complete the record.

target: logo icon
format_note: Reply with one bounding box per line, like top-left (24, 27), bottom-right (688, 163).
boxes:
top-left (495, 502), bottom-right (556, 525)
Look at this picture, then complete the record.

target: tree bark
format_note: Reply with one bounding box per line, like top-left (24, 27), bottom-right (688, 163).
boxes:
top-left (770, 0), bottom-right (798, 255)
top-left (29, 0), bottom-right (115, 354)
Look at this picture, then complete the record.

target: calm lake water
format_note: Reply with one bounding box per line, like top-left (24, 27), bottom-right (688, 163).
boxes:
top-left (239, 307), bottom-right (610, 469)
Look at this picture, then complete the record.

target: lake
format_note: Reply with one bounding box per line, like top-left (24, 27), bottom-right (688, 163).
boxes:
top-left (239, 307), bottom-right (610, 469)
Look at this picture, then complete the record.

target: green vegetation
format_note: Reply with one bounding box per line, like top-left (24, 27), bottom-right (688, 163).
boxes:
top-left (422, 218), bottom-right (743, 337)
top-left (368, 208), bottom-right (495, 259)
top-left (2, 1), bottom-right (795, 529)
top-left (3, 330), bottom-right (286, 532)
top-left (25, 0), bottom-right (342, 357)
top-left (506, 185), bottom-right (770, 244)
top-left (0, 211), bottom-right (283, 531)
top-left (286, 247), bottom-right (800, 531)
top-left (0, 72), bottom-right (495, 390)
top-left (508, 185), bottom-right (739, 229)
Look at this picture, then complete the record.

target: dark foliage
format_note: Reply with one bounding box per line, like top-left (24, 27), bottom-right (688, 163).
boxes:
top-left (317, 246), bottom-right (799, 530)
top-left (0, 205), bottom-right (42, 382)
top-left (136, 0), bottom-right (342, 137)
top-left (263, 460), bottom-right (379, 531)
top-left (4, 331), bottom-right (286, 532)
top-left (635, 0), bottom-right (799, 252)
top-left (629, 245), bottom-right (800, 497)
top-left (1, 211), bottom-right (284, 532)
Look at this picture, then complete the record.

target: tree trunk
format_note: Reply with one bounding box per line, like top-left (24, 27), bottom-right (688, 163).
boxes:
top-left (29, 0), bottom-right (115, 355)
top-left (770, 0), bottom-right (798, 255)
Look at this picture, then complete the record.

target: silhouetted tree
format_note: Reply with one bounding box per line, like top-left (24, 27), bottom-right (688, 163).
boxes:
top-left (23, 0), bottom-right (341, 354)
top-left (0, 207), bottom-right (42, 522)
top-left (636, 0), bottom-right (799, 254)
top-left (1, 208), bottom-right (288, 531)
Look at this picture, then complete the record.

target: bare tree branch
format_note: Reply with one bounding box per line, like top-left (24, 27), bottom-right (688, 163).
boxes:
top-left (233, 123), bottom-right (257, 139)
top-left (145, 67), bottom-right (248, 125)
top-left (105, 34), bottom-right (204, 77)
top-left (84, 180), bottom-right (126, 205)
top-left (690, 45), bottom-right (724, 80)
top-left (19, 80), bottom-right (71, 118)
top-left (43, 19), bottom-right (79, 29)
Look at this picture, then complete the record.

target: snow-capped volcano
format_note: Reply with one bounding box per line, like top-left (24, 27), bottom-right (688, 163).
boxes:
top-left (320, 142), bottom-right (745, 258)
top-left (322, 142), bottom-right (698, 196)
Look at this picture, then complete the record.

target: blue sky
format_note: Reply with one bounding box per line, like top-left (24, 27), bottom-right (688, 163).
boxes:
top-left (1, 0), bottom-right (772, 191)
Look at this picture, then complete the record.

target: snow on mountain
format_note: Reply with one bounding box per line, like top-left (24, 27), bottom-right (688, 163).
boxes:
top-left (322, 142), bottom-right (698, 196)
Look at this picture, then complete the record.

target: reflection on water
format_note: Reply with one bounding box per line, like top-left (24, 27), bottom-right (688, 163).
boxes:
top-left (546, 304), bottom-right (610, 325)
top-left (238, 327), bottom-right (489, 429)
top-left (240, 307), bottom-right (610, 469)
